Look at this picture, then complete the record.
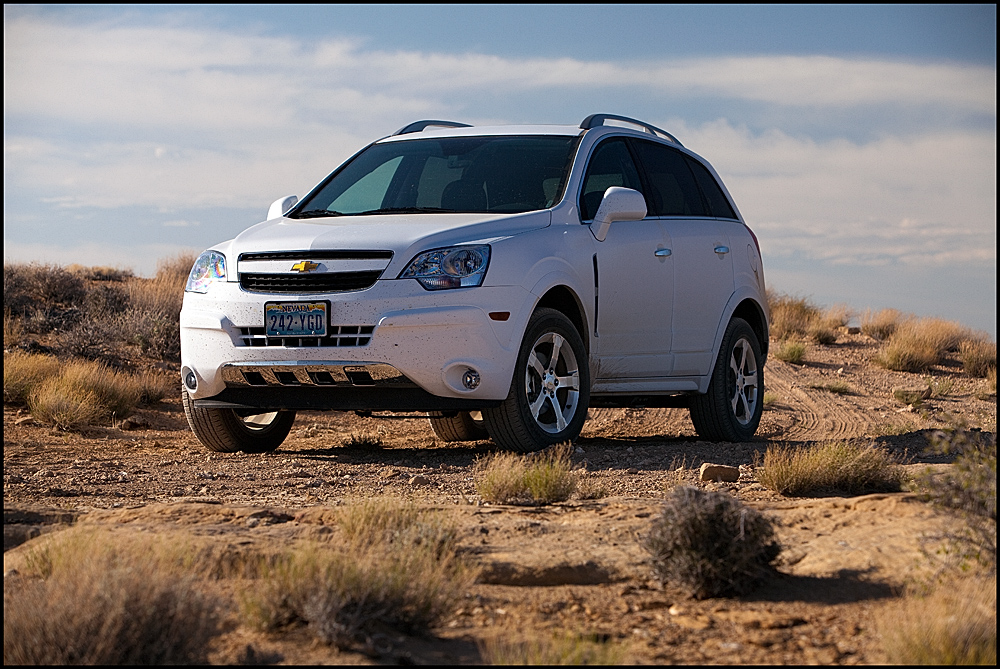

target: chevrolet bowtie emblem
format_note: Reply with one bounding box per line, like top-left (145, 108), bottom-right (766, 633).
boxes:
top-left (290, 261), bottom-right (319, 273)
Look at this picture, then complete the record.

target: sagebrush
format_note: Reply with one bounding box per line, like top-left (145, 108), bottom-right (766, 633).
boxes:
top-left (644, 486), bottom-right (780, 599)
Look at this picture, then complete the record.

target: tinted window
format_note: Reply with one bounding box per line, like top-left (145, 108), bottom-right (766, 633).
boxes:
top-left (629, 139), bottom-right (706, 217)
top-left (684, 156), bottom-right (738, 219)
top-left (293, 136), bottom-right (577, 217)
top-left (579, 139), bottom-right (644, 220)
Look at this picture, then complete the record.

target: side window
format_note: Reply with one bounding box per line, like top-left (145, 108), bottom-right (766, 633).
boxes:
top-left (579, 139), bottom-right (643, 221)
top-left (630, 139), bottom-right (706, 217)
top-left (684, 156), bottom-right (738, 219)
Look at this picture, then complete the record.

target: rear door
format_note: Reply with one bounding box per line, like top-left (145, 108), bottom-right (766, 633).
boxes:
top-left (629, 139), bottom-right (736, 377)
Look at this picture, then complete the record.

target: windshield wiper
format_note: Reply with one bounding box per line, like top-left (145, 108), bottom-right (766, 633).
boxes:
top-left (293, 209), bottom-right (346, 219)
top-left (355, 206), bottom-right (458, 215)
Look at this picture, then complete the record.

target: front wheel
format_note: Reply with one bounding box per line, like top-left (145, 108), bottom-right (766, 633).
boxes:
top-left (483, 308), bottom-right (590, 452)
top-left (689, 317), bottom-right (764, 442)
top-left (182, 389), bottom-right (296, 453)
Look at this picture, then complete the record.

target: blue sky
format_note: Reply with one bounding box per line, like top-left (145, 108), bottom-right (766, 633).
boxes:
top-left (4, 4), bottom-right (996, 337)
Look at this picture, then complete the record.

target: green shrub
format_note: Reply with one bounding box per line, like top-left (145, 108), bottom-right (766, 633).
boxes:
top-left (643, 486), bottom-right (780, 599)
top-left (758, 441), bottom-right (905, 496)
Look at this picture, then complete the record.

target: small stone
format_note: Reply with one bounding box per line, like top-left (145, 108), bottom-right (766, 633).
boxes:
top-left (15, 416), bottom-right (34, 426)
top-left (699, 463), bottom-right (740, 482)
top-left (893, 386), bottom-right (931, 405)
top-left (409, 475), bottom-right (431, 486)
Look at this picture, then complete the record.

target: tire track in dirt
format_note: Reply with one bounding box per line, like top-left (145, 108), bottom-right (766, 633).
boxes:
top-left (764, 358), bottom-right (878, 442)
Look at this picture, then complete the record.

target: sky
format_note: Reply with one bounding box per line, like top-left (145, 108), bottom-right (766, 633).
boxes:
top-left (4, 4), bottom-right (997, 337)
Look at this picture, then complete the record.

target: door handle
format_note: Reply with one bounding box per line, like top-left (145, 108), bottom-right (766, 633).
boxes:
top-left (714, 246), bottom-right (730, 254)
top-left (654, 248), bottom-right (672, 257)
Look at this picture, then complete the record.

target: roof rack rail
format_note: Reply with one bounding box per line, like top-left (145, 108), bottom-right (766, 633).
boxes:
top-left (392, 120), bottom-right (472, 136)
top-left (580, 113), bottom-right (682, 146)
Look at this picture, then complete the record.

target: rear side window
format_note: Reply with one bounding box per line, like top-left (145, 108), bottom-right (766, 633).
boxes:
top-left (579, 139), bottom-right (644, 220)
top-left (629, 139), bottom-right (705, 217)
top-left (685, 156), bottom-right (738, 219)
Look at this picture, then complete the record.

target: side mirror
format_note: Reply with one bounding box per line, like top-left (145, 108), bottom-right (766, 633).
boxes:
top-left (267, 195), bottom-right (299, 220)
top-left (590, 187), bottom-right (647, 241)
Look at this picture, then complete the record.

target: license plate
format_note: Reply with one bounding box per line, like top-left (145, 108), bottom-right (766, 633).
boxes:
top-left (265, 302), bottom-right (328, 337)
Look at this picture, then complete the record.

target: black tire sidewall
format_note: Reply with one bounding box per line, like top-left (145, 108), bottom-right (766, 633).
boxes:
top-left (714, 318), bottom-right (763, 441)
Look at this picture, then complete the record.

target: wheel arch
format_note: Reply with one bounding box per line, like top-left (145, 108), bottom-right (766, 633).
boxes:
top-left (731, 297), bottom-right (769, 361)
top-left (534, 284), bottom-right (590, 354)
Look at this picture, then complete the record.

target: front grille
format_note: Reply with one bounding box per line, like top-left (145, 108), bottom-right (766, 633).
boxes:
top-left (240, 271), bottom-right (382, 293)
top-left (237, 325), bottom-right (374, 348)
top-left (239, 251), bottom-right (393, 261)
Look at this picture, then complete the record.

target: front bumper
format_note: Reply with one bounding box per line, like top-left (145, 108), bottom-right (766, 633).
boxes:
top-left (180, 278), bottom-right (531, 407)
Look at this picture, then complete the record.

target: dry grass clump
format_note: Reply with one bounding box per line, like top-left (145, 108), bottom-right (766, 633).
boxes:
top-left (773, 340), bottom-right (806, 364)
top-left (474, 442), bottom-right (579, 505)
top-left (4, 529), bottom-right (221, 665)
top-left (643, 486), bottom-right (780, 599)
top-left (767, 291), bottom-right (820, 340)
top-left (479, 632), bottom-right (629, 665)
top-left (959, 339), bottom-right (997, 378)
top-left (860, 307), bottom-right (908, 341)
top-left (241, 501), bottom-right (473, 651)
top-left (757, 441), bottom-right (905, 496)
top-left (916, 428), bottom-right (996, 571)
top-left (67, 264), bottom-right (134, 282)
top-left (880, 575), bottom-right (996, 665)
top-left (5, 352), bottom-right (171, 429)
top-left (874, 317), bottom-right (984, 373)
top-left (806, 380), bottom-right (854, 395)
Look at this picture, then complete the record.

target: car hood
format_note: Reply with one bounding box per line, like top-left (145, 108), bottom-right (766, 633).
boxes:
top-left (230, 211), bottom-right (550, 264)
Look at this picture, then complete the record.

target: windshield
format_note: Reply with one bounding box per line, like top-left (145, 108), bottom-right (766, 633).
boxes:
top-left (291, 135), bottom-right (579, 218)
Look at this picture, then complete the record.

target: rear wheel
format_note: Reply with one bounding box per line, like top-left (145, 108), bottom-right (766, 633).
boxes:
top-left (483, 308), bottom-right (590, 452)
top-left (182, 389), bottom-right (295, 453)
top-left (689, 317), bottom-right (763, 442)
top-left (427, 410), bottom-right (489, 442)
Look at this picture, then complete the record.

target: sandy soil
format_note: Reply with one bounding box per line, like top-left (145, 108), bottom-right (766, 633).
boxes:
top-left (3, 331), bottom-right (996, 664)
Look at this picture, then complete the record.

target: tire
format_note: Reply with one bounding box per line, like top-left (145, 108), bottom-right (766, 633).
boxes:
top-left (428, 411), bottom-right (489, 442)
top-left (483, 308), bottom-right (590, 452)
top-left (182, 389), bottom-right (295, 453)
top-left (689, 317), bottom-right (764, 442)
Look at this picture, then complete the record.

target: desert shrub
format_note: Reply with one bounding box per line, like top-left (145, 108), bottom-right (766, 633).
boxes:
top-left (241, 506), bottom-right (473, 651)
top-left (4, 530), bottom-right (221, 665)
top-left (82, 282), bottom-right (131, 316)
top-left (4, 309), bottom-right (25, 349)
top-left (342, 431), bottom-right (384, 450)
top-left (875, 317), bottom-right (977, 373)
top-left (17, 357), bottom-right (171, 428)
top-left (758, 441), bottom-right (905, 496)
top-left (959, 339), bottom-right (997, 378)
top-left (807, 303), bottom-right (851, 345)
top-left (3, 351), bottom-right (62, 404)
top-left (643, 486), bottom-right (780, 599)
top-left (474, 442), bottom-right (578, 505)
top-left (479, 632), bottom-right (629, 665)
top-left (114, 307), bottom-right (181, 361)
top-left (67, 264), bottom-right (134, 282)
top-left (336, 497), bottom-right (440, 547)
top-left (773, 340), bottom-right (806, 364)
top-left (3, 263), bottom-right (86, 315)
top-left (880, 575), bottom-right (996, 665)
top-left (916, 428), bottom-right (996, 571)
top-left (807, 380), bottom-right (854, 395)
top-left (860, 308), bottom-right (907, 341)
top-left (766, 291), bottom-right (820, 340)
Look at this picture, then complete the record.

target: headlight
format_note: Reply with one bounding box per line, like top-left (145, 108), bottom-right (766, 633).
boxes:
top-left (399, 245), bottom-right (490, 290)
top-left (185, 250), bottom-right (227, 293)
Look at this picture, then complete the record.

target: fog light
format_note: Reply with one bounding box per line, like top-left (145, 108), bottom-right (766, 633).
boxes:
top-left (462, 368), bottom-right (481, 390)
top-left (183, 368), bottom-right (198, 392)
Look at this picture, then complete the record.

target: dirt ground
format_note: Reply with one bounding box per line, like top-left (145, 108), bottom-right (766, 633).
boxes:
top-left (3, 331), bottom-right (996, 664)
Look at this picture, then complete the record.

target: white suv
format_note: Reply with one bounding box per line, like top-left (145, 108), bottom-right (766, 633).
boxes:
top-left (180, 114), bottom-right (769, 453)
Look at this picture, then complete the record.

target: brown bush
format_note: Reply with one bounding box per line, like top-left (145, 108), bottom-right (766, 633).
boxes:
top-left (959, 339), bottom-right (997, 378)
top-left (861, 308), bottom-right (907, 341)
top-left (766, 291), bottom-right (820, 340)
top-left (644, 486), bottom-right (780, 599)
top-left (758, 441), bottom-right (905, 496)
